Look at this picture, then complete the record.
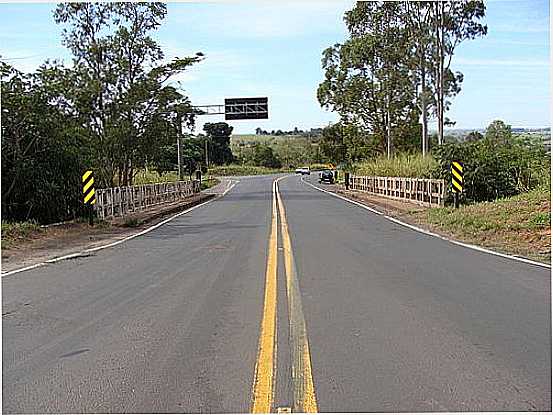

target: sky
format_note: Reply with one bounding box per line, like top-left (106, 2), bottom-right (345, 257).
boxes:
top-left (0, 0), bottom-right (550, 134)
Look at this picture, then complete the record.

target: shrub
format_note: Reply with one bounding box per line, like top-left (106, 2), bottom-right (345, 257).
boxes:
top-left (432, 134), bottom-right (549, 202)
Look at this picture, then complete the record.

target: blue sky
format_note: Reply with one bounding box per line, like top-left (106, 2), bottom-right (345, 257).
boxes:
top-left (0, 1), bottom-right (549, 134)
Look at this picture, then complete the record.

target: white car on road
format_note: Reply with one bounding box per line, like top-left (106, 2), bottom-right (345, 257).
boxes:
top-left (295, 166), bottom-right (311, 175)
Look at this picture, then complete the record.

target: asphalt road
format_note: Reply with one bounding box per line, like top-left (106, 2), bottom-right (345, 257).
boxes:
top-left (2, 174), bottom-right (551, 413)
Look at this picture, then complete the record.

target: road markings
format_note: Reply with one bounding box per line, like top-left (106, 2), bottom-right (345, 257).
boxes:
top-left (1, 181), bottom-right (239, 278)
top-left (276, 180), bottom-right (318, 413)
top-left (302, 177), bottom-right (551, 269)
top-left (251, 180), bottom-right (279, 413)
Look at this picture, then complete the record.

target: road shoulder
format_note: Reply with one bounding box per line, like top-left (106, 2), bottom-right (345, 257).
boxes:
top-left (1, 187), bottom-right (227, 275)
top-left (303, 178), bottom-right (550, 267)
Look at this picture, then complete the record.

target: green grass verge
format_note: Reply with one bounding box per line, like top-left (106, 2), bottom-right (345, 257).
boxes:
top-left (411, 185), bottom-right (551, 262)
top-left (353, 154), bottom-right (438, 178)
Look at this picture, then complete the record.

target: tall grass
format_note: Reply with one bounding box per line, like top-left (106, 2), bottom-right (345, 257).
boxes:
top-left (353, 154), bottom-right (438, 178)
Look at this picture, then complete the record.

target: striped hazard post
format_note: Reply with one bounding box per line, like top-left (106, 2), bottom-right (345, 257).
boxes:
top-left (451, 161), bottom-right (463, 208)
top-left (82, 170), bottom-right (96, 225)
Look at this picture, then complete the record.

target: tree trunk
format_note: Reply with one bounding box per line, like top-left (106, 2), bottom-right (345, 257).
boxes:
top-left (128, 161), bottom-right (134, 187)
top-left (436, 1), bottom-right (445, 146)
top-left (122, 158), bottom-right (129, 187)
top-left (118, 166), bottom-right (123, 187)
top-left (421, 63), bottom-right (428, 156)
top-left (386, 106), bottom-right (392, 159)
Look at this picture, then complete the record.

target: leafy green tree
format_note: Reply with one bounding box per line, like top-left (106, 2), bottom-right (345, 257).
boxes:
top-left (432, 1), bottom-right (487, 144)
top-left (319, 1), bottom-right (487, 155)
top-left (53, 2), bottom-right (203, 187)
top-left (485, 120), bottom-right (512, 146)
top-left (1, 3), bottom-right (205, 223)
top-left (319, 124), bottom-right (347, 164)
top-left (318, 2), bottom-right (419, 157)
top-left (465, 131), bottom-right (484, 142)
top-left (252, 144), bottom-right (282, 168)
top-left (203, 122), bottom-right (234, 165)
top-left (1, 61), bottom-right (90, 223)
top-left (181, 136), bottom-right (205, 177)
top-left (319, 122), bottom-right (382, 164)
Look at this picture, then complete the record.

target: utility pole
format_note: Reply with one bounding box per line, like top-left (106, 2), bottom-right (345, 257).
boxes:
top-left (421, 65), bottom-right (428, 156)
top-left (386, 100), bottom-right (392, 159)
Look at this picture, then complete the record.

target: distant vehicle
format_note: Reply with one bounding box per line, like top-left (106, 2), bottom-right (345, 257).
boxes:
top-left (295, 166), bottom-right (311, 175)
top-left (319, 169), bottom-right (334, 184)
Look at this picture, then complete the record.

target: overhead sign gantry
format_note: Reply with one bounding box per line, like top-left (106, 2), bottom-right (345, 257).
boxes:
top-left (176, 97), bottom-right (269, 179)
top-left (191, 97), bottom-right (269, 120)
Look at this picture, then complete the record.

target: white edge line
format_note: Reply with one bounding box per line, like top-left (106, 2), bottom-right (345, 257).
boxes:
top-left (301, 177), bottom-right (551, 270)
top-left (1, 184), bottom-right (238, 278)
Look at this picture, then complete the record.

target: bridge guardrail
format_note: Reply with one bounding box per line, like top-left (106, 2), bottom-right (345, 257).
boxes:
top-left (349, 175), bottom-right (445, 207)
top-left (95, 180), bottom-right (201, 219)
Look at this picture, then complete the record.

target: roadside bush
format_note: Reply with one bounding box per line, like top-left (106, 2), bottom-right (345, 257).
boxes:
top-left (433, 134), bottom-right (550, 202)
top-left (2, 62), bottom-right (91, 224)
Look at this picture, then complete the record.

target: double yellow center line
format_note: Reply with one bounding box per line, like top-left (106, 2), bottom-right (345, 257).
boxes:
top-left (251, 178), bottom-right (318, 413)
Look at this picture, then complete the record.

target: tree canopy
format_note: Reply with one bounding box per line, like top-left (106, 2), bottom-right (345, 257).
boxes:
top-left (1, 2), bottom-right (203, 223)
top-left (203, 122), bottom-right (234, 165)
top-left (318, 1), bottom-right (487, 159)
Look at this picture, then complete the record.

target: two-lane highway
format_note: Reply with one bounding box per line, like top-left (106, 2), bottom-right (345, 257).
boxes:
top-left (2, 174), bottom-right (551, 413)
top-left (284, 175), bottom-right (550, 412)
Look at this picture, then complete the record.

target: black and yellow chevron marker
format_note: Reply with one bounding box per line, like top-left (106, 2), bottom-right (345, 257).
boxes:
top-left (451, 161), bottom-right (463, 193)
top-left (82, 170), bottom-right (96, 205)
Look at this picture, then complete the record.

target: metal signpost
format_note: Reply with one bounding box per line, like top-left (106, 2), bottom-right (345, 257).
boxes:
top-left (451, 161), bottom-right (463, 208)
top-left (82, 170), bottom-right (96, 225)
